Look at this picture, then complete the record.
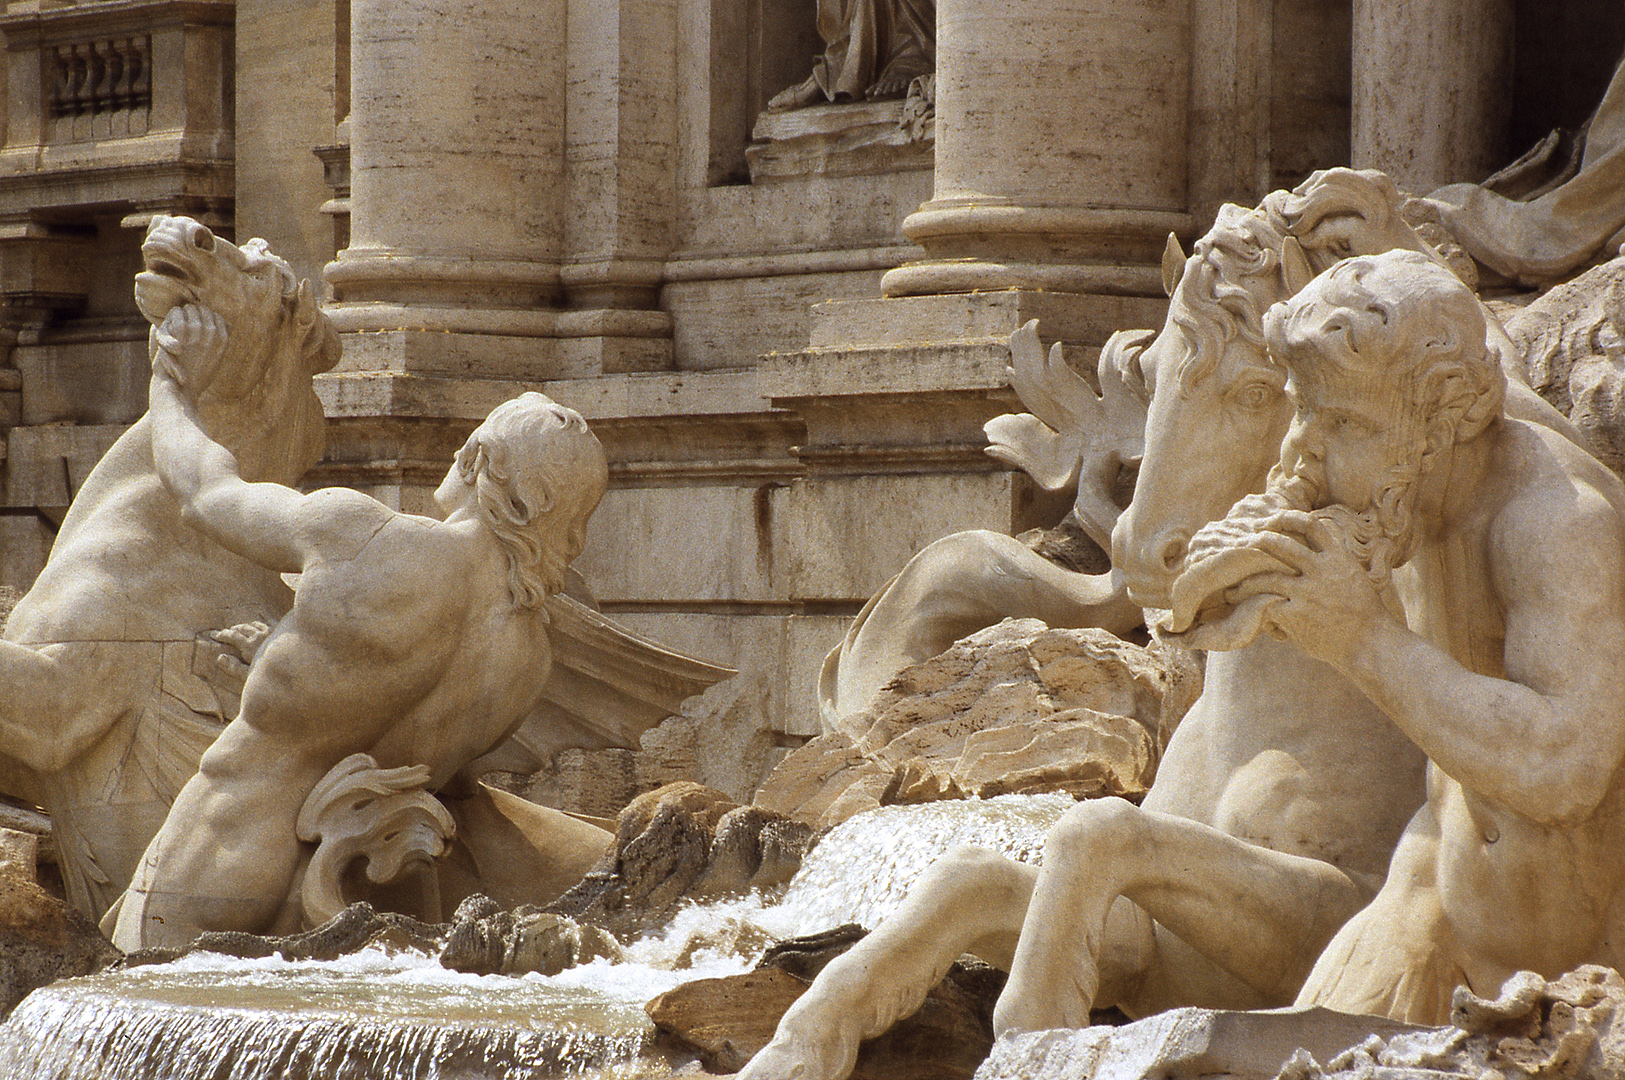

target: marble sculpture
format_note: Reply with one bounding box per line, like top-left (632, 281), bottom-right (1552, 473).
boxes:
top-left (740, 168), bottom-right (1625, 1079)
top-left (0, 216), bottom-right (729, 942)
top-left (111, 302), bottom-right (608, 950)
top-left (767, 0), bottom-right (934, 111)
top-left (0, 216), bottom-right (340, 922)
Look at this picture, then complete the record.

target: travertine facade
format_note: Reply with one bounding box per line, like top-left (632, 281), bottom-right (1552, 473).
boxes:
top-left (0, 0), bottom-right (1620, 805)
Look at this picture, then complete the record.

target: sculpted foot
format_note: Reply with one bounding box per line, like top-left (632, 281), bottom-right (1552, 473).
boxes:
top-left (992, 964), bottom-right (1099, 1038)
top-left (768, 75), bottom-right (825, 112)
top-left (737, 1027), bottom-right (859, 1080)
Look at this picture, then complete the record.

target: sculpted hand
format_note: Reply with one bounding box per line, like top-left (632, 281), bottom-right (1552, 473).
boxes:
top-left (1225, 513), bottom-right (1395, 665)
top-left (153, 304), bottom-right (229, 393)
top-left (210, 620), bottom-right (271, 677)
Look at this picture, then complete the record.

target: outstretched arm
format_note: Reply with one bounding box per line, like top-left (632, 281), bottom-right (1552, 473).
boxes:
top-left (148, 305), bottom-right (386, 573)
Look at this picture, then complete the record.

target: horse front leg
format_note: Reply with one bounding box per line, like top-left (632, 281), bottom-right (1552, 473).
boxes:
top-left (995, 798), bottom-right (1369, 1035)
top-left (739, 845), bottom-right (1037, 1080)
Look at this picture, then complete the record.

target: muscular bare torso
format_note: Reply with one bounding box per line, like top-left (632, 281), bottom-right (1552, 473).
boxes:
top-left (235, 509), bottom-right (554, 790)
top-left (1397, 418), bottom-right (1625, 980)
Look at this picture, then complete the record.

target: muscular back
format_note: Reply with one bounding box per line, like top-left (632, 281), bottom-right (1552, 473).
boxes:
top-left (232, 509), bottom-right (555, 791)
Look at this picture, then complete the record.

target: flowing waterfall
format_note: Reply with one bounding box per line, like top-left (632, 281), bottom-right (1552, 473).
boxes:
top-left (0, 950), bottom-right (665, 1080)
top-left (765, 792), bottom-right (1070, 933)
top-left (0, 793), bottom-right (1073, 1079)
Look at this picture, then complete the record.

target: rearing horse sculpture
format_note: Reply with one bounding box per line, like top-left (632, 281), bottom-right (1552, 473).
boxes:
top-left (739, 169), bottom-right (1452, 1080)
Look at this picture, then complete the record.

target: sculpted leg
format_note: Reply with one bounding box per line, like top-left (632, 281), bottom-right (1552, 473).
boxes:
top-left (739, 846), bottom-right (1038, 1080)
top-left (995, 798), bottom-right (1368, 1036)
top-left (113, 726), bottom-right (325, 950)
top-left (825, 531), bottom-right (1142, 725)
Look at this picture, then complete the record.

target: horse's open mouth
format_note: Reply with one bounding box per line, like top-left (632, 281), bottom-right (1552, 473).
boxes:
top-left (133, 261), bottom-right (200, 323)
top-left (142, 254), bottom-right (196, 284)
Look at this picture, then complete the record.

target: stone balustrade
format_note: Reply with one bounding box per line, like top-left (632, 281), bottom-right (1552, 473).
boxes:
top-left (45, 35), bottom-right (152, 142)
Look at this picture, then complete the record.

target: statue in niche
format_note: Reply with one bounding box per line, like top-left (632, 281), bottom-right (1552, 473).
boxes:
top-left (112, 303), bottom-right (608, 950)
top-left (0, 216), bottom-right (340, 923)
top-left (1187, 250), bottom-right (1625, 1024)
top-left (767, 0), bottom-right (934, 112)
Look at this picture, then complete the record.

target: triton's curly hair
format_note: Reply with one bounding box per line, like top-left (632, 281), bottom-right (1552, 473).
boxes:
top-left (453, 393), bottom-right (608, 609)
top-left (1265, 250), bottom-right (1506, 443)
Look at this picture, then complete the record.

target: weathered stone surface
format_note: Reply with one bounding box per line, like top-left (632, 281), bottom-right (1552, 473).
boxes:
top-left (649, 935), bottom-right (1005, 1079)
top-left (1502, 256), bottom-right (1625, 475)
top-left (439, 896), bottom-right (623, 978)
top-left (547, 782), bottom-right (812, 939)
top-left (1283, 966), bottom-right (1625, 1080)
top-left (0, 878), bottom-right (119, 1016)
top-left (754, 620), bottom-right (1199, 829)
top-left (974, 1006), bottom-right (1424, 1080)
top-left (119, 902), bottom-right (445, 970)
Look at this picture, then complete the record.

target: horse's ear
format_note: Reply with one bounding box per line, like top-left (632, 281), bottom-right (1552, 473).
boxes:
top-left (1281, 235), bottom-right (1315, 295)
top-left (1161, 233), bottom-right (1186, 298)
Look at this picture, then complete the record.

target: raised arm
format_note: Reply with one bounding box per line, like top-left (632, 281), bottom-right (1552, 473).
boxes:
top-left (1243, 493), bottom-right (1625, 826)
top-left (147, 305), bottom-right (386, 574)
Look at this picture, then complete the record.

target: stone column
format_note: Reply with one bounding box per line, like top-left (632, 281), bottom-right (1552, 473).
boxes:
top-left (1351, 0), bottom-right (1514, 192)
top-left (325, 0), bottom-right (567, 333)
top-left (882, 0), bottom-right (1193, 298)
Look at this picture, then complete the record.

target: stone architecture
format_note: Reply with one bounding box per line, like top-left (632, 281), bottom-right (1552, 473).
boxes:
top-left (0, 2), bottom-right (1614, 813)
top-left (4, 5), bottom-right (1625, 1075)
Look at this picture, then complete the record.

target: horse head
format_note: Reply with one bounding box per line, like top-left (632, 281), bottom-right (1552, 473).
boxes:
top-left (1110, 169), bottom-right (1452, 609)
top-left (1111, 205), bottom-right (1297, 608)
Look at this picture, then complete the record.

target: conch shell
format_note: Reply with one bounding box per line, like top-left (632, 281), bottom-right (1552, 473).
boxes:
top-left (1158, 493), bottom-right (1300, 650)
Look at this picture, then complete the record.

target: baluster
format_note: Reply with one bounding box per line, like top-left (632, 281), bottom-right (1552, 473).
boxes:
top-left (92, 40), bottom-right (118, 137)
top-left (47, 45), bottom-right (70, 118)
top-left (71, 42), bottom-right (94, 140)
top-left (62, 44), bottom-right (86, 114)
top-left (128, 36), bottom-right (151, 132)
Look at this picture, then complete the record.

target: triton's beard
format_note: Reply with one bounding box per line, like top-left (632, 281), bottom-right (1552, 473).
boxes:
top-left (1266, 458), bottom-right (1424, 578)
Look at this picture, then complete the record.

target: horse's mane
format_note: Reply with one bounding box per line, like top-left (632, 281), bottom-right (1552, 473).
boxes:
top-left (1169, 169), bottom-right (1419, 393)
top-left (1170, 203), bottom-right (1292, 391)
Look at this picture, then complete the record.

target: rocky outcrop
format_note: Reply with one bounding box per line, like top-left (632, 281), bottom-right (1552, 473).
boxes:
top-left (547, 782), bottom-right (813, 939)
top-left (439, 894), bottom-right (623, 977)
top-left (755, 621), bottom-right (1201, 830)
top-left (974, 967), bottom-right (1625, 1080)
top-left (0, 876), bottom-right (119, 1015)
top-left (119, 901), bottom-right (446, 969)
top-left (647, 926), bottom-right (1007, 1078)
top-left (1501, 257), bottom-right (1625, 476)
top-left (1283, 966), bottom-right (1625, 1080)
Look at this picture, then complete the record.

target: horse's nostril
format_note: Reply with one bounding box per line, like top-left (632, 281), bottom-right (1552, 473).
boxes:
top-left (190, 226), bottom-right (215, 252)
top-left (1156, 533), bottom-right (1187, 572)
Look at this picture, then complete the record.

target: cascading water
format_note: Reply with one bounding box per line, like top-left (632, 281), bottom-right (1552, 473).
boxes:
top-left (0, 793), bottom-right (1072, 1079)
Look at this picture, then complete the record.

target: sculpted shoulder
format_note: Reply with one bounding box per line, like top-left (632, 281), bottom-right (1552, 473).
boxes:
top-left (1487, 419), bottom-right (1625, 563)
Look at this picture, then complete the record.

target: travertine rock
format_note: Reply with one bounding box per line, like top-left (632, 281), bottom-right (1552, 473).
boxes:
top-left (0, 878), bottom-right (119, 1016)
top-left (649, 935), bottom-right (1005, 1079)
top-left (439, 898), bottom-right (623, 978)
top-left (119, 902), bottom-right (445, 969)
top-left (973, 1006), bottom-right (1423, 1080)
top-left (1502, 256), bottom-right (1625, 474)
top-left (755, 619), bottom-right (1197, 829)
top-left (1279, 966), bottom-right (1625, 1080)
top-left (547, 783), bottom-right (812, 939)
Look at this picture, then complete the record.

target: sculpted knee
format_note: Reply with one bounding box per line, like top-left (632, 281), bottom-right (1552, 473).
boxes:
top-left (924, 844), bottom-right (1030, 901)
top-left (1045, 797), bottom-right (1144, 866)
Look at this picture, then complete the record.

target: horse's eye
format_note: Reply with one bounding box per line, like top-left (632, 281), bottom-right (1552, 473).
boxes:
top-left (1234, 383), bottom-right (1278, 410)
